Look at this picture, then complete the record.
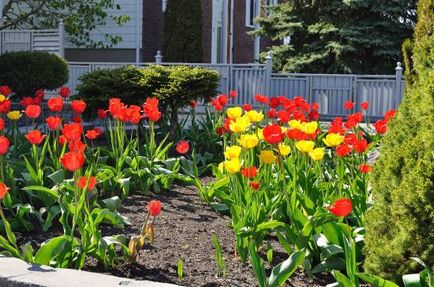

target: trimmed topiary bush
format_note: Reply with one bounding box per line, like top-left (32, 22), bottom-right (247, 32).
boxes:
top-left (363, 0), bottom-right (434, 283)
top-left (76, 65), bottom-right (169, 117)
top-left (76, 64), bottom-right (220, 134)
top-left (0, 51), bottom-right (68, 98)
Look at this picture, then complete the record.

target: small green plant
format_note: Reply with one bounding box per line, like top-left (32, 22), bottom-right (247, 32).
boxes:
top-left (177, 257), bottom-right (184, 282)
top-left (212, 234), bottom-right (226, 278)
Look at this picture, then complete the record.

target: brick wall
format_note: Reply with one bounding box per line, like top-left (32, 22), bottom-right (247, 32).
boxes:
top-left (233, 0), bottom-right (255, 63)
top-left (142, 0), bottom-right (164, 62)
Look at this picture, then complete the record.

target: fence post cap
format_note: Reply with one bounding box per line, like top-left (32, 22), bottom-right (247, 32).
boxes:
top-left (395, 62), bottom-right (402, 70)
top-left (266, 51), bottom-right (272, 59)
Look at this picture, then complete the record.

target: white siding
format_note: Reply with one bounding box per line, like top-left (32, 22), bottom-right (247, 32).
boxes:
top-left (64, 0), bottom-right (142, 49)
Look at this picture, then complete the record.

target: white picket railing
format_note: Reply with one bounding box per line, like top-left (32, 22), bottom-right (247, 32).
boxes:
top-left (67, 53), bottom-right (404, 119)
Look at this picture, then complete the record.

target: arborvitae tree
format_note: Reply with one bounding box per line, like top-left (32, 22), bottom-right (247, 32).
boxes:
top-left (162, 0), bottom-right (203, 62)
top-left (363, 0), bottom-right (434, 283)
top-left (255, 0), bottom-right (416, 73)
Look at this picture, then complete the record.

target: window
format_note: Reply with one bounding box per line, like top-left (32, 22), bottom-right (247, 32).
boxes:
top-left (162, 0), bottom-right (167, 12)
top-left (246, 0), bottom-right (256, 28)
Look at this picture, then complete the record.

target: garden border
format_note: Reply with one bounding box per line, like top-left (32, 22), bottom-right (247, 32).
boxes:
top-left (0, 256), bottom-right (179, 287)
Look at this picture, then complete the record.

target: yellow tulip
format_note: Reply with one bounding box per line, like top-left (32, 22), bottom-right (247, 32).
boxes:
top-left (226, 107), bottom-right (243, 120)
top-left (278, 144), bottom-right (291, 156)
top-left (257, 128), bottom-right (264, 140)
top-left (224, 145), bottom-right (242, 159)
top-left (302, 122), bottom-right (318, 135)
top-left (260, 150), bottom-right (276, 164)
top-left (229, 116), bottom-right (251, 133)
top-left (7, 110), bottom-right (22, 120)
top-left (0, 95), bottom-right (5, 102)
top-left (295, 140), bottom-right (315, 153)
top-left (309, 147), bottom-right (325, 161)
top-left (281, 126), bottom-right (288, 133)
top-left (237, 134), bottom-right (259, 149)
top-left (289, 119), bottom-right (302, 130)
top-left (245, 110), bottom-right (264, 123)
top-left (323, 133), bottom-right (344, 147)
top-left (224, 158), bottom-right (241, 174)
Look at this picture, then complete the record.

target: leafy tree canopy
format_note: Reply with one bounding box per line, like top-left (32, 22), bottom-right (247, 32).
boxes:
top-left (0, 0), bottom-right (130, 48)
top-left (255, 0), bottom-right (416, 74)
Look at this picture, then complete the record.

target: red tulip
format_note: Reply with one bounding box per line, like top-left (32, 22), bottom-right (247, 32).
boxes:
top-left (24, 105), bottom-right (41, 119)
top-left (190, 100), bottom-right (198, 108)
top-left (0, 136), bottom-right (10, 155)
top-left (0, 183), bottom-right (9, 200)
top-left (94, 127), bottom-right (103, 136)
top-left (59, 86), bottom-right (71, 98)
top-left (0, 85), bottom-right (12, 96)
top-left (229, 90), bottom-right (238, 98)
top-left (85, 129), bottom-right (99, 140)
top-left (384, 109), bottom-right (396, 122)
top-left (34, 89), bottom-right (44, 100)
top-left (361, 102), bottom-right (369, 110)
top-left (267, 108), bottom-right (276, 118)
top-left (328, 198), bottom-right (352, 217)
top-left (0, 99), bottom-right (11, 113)
top-left (344, 101), bottom-right (354, 110)
top-left (243, 104), bottom-right (252, 111)
top-left (62, 123), bottom-right (83, 142)
top-left (353, 139), bottom-right (368, 153)
top-left (72, 115), bottom-right (82, 123)
top-left (217, 95), bottom-right (228, 106)
top-left (359, 164), bottom-right (372, 173)
top-left (97, 109), bottom-right (107, 119)
top-left (71, 100), bottom-right (86, 114)
top-left (77, 176), bottom-right (97, 191)
top-left (336, 144), bottom-right (351, 157)
top-left (254, 94), bottom-right (268, 104)
top-left (211, 98), bottom-right (223, 111)
top-left (241, 166), bottom-right (257, 178)
top-left (143, 98), bottom-right (161, 122)
top-left (68, 140), bottom-right (86, 153)
top-left (373, 120), bottom-right (387, 134)
top-left (60, 151), bottom-right (85, 172)
top-left (0, 118), bottom-right (4, 131)
top-left (47, 97), bottom-right (64, 113)
top-left (59, 135), bottom-right (68, 145)
top-left (249, 181), bottom-right (260, 190)
top-left (176, 140), bottom-right (189, 154)
top-left (277, 110), bottom-right (290, 123)
top-left (25, 130), bottom-right (46, 145)
top-left (46, 116), bottom-right (62, 130)
top-left (109, 98), bottom-right (124, 118)
top-left (20, 97), bottom-right (34, 108)
top-left (344, 134), bottom-right (357, 145)
top-left (263, 124), bottom-right (284, 144)
top-left (147, 200), bottom-right (162, 216)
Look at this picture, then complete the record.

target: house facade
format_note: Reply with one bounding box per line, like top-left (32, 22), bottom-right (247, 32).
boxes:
top-left (64, 0), bottom-right (281, 64)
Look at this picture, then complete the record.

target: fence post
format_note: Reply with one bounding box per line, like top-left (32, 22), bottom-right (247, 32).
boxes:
top-left (265, 51), bottom-right (273, 96)
top-left (58, 20), bottom-right (65, 57)
top-left (394, 62), bottom-right (403, 108)
top-left (155, 50), bottom-right (163, 64)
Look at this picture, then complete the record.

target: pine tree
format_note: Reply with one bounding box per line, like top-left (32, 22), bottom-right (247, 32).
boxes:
top-left (162, 0), bottom-right (203, 62)
top-left (255, 0), bottom-right (416, 73)
top-left (363, 0), bottom-right (434, 283)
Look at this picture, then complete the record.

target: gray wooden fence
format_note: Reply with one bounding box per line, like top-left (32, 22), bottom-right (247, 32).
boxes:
top-left (68, 52), bottom-right (404, 119)
top-left (0, 22), bottom-right (64, 56)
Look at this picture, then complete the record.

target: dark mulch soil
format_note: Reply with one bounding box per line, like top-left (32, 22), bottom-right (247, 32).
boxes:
top-left (84, 183), bottom-right (333, 287)
top-left (17, 182), bottom-right (334, 286)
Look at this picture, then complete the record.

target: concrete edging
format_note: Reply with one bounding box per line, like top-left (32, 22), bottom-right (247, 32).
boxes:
top-left (0, 255), bottom-right (179, 287)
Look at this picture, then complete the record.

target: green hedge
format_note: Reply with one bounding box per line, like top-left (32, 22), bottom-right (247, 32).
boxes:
top-left (75, 64), bottom-right (220, 133)
top-left (363, 0), bottom-right (434, 283)
top-left (0, 51), bottom-right (68, 98)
